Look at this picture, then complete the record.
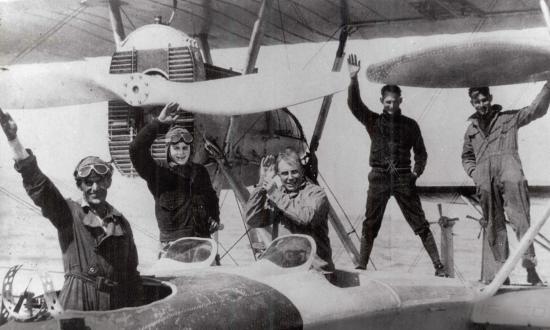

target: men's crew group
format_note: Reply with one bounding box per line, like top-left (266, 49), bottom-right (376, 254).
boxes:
top-left (0, 52), bottom-right (547, 311)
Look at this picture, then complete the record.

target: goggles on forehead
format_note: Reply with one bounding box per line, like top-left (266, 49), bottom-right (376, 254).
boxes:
top-left (167, 129), bottom-right (194, 145)
top-left (76, 163), bottom-right (112, 179)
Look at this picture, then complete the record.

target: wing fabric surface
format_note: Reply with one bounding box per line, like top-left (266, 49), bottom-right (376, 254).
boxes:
top-left (0, 0), bottom-right (545, 65)
top-left (367, 38), bottom-right (550, 88)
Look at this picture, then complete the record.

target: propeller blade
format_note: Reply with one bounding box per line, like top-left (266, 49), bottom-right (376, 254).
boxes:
top-left (96, 70), bottom-right (349, 115)
top-left (367, 37), bottom-right (550, 88)
top-left (0, 58), bottom-right (116, 109)
top-left (541, 0), bottom-right (550, 35)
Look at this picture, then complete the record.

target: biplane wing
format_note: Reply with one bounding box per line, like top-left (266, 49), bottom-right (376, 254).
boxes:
top-left (0, 0), bottom-right (545, 65)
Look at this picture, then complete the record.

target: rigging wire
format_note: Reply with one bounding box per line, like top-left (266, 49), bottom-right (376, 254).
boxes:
top-left (233, 190), bottom-right (257, 261)
top-left (219, 228), bottom-right (252, 261)
top-left (215, 240), bottom-right (239, 265)
top-left (219, 190), bottom-right (230, 208)
top-left (276, 0), bottom-right (291, 70)
top-left (231, 114), bottom-right (264, 148)
top-left (119, 5), bottom-right (137, 30)
top-left (10, 5), bottom-right (87, 64)
top-left (0, 183), bottom-right (159, 242)
top-left (301, 26), bottom-right (342, 70)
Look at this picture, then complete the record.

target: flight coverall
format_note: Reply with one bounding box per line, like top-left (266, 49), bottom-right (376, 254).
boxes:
top-left (462, 83), bottom-right (550, 268)
top-left (245, 181), bottom-right (335, 272)
top-left (15, 151), bottom-right (143, 311)
top-left (347, 77), bottom-right (442, 270)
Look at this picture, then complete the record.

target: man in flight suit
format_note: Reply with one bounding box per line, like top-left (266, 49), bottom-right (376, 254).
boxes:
top-left (245, 148), bottom-right (335, 272)
top-left (0, 108), bottom-right (143, 310)
top-left (462, 84), bottom-right (550, 285)
top-left (346, 54), bottom-right (445, 276)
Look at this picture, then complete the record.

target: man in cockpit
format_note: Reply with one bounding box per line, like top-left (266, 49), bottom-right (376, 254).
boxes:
top-left (346, 54), bottom-right (445, 276)
top-left (245, 147), bottom-right (335, 272)
top-left (129, 102), bottom-right (220, 258)
top-left (462, 85), bottom-right (550, 285)
top-left (0, 108), bottom-right (143, 311)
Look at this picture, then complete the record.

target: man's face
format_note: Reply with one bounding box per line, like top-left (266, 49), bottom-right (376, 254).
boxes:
top-left (277, 159), bottom-right (304, 192)
top-left (470, 92), bottom-right (493, 116)
top-left (380, 92), bottom-right (402, 115)
top-left (79, 173), bottom-right (111, 205)
top-left (169, 142), bottom-right (191, 165)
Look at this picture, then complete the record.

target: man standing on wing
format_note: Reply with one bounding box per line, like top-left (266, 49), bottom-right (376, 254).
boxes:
top-left (347, 54), bottom-right (445, 276)
top-left (462, 85), bottom-right (550, 285)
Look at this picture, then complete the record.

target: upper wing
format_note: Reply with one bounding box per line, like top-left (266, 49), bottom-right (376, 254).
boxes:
top-left (0, 0), bottom-right (545, 65)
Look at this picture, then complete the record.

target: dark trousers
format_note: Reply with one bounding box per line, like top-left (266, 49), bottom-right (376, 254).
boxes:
top-left (358, 170), bottom-right (440, 268)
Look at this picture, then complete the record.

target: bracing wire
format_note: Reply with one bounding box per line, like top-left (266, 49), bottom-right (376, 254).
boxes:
top-left (276, 0), bottom-right (291, 70)
top-left (119, 5), bottom-right (137, 30)
top-left (233, 190), bottom-right (257, 261)
top-left (302, 26), bottom-right (342, 70)
top-left (10, 5), bottom-right (87, 64)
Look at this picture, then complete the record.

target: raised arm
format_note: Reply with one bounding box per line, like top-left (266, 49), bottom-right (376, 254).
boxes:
top-left (245, 156), bottom-right (276, 228)
top-left (412, 122), bottom-right (428, 177)
top-left (347, 54), bottom-right (378, 132)
top-left (517, 82), bottom-right (550, 127)
top-left (130, 103), bottom-right (179, 183)
top-left (0, 108), bottom-right (72, 230)
top-left (129, 119), bottom-right (167, 183)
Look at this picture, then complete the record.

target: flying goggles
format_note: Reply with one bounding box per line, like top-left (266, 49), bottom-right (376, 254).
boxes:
top-left (166, 127), bottom-right (194, 145)
top-left (76, 163), bottom-right (112, 178)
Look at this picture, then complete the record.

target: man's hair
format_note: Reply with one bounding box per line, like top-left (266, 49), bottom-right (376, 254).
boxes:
top-left (275, 147), bottom-right (303, 173)
top-left (468, 86), bottom-right (490, 98)
top-left (381, 85), bottom-right (402, 97)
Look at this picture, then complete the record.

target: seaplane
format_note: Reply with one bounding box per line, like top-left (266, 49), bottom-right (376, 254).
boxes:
top-left (1, 0), bottom-right (550, 328)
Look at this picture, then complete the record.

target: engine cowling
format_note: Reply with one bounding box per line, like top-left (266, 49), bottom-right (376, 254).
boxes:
top-left (107, 24), bottom-right (204, 176)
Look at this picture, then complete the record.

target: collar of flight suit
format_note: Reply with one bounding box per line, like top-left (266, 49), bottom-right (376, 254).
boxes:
top-left (80, 200), bottom-right (125, 237)
top-left (381, 108), bottom-right (402, 118)
top-left (467, 104), bottom-right (503, 137)
top-left (468, 104), bottom-right (503, 122)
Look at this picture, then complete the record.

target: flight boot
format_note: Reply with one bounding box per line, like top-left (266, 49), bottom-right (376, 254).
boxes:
top-left (526, 267), bottom-right (544, 286)
top-left (355, 237), bottom-right (372, 270)
top-left (522, 258), bottom-right (545, 286)
top-left (434, 261), bottom-right (446, 277)
top-left (419, 228), bottom-right (446, 276)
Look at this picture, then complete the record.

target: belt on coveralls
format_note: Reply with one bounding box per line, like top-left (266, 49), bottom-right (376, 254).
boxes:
top-left (65, 271), bottom-right (119, 293)
top-left (371, 166), bottom-right (411, 174)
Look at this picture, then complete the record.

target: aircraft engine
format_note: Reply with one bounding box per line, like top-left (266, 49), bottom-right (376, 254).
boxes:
top-left (104, 24), bottom-right (309, 188)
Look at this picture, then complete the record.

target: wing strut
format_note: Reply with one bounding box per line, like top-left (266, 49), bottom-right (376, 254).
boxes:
top-left (108, 0), bottom-right (126, 48)
top-left (204, 138), bottom-right (272, 260)
top-left (224, 0), bottom-right (273, 154)
top-left (305, 26), bottom-right (361, 266)
top-left (197, 33), bottom-right (213, 65)
top-left (242, 0), bottom-right (272, 74)
top-left (479, 203), bottom-right (550, 299)
top-left (309, 26), bottom-right (349, 154)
